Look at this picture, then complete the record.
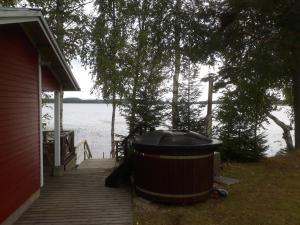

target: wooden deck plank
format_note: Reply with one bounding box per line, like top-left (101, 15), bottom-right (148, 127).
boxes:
top-left (15, 159), bottom-right (132, 225)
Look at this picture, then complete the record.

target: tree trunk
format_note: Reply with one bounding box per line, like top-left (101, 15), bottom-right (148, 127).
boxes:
top-left (206, 76), bottom-right (213, 138)
top-left (268, 113), bottom-right (294, 151)
top-left (293, 72), bottom-right (300, 150)
top-left (172, 9), bottom-right (181, 129)
top-left (111, 93), bottom-right (116, 158)
top-left (187, 61), bottom-right (191, 130)
top-left (172, 52), bottom-right (180, 129)
top-left (292, 41), bottom-right (300, 149)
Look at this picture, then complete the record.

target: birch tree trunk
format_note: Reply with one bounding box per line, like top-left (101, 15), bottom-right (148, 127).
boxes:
top-left (111, 93), bottom-right (116, 158)
top-left (172, 50), bottom-right (180, 129)
top-left (206, 76), bottom-right (213, 138)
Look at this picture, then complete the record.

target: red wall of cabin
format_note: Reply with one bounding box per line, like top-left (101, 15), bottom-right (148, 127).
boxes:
top-left (0, 24), bottom-right (40, 223)
top-left (42, 66), bottom-right (60, 91)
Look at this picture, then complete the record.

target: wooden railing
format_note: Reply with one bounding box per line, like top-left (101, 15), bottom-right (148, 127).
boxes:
top-left (75, 140), bottom-right (93, 162)
top-left (115, 140), bottom-right (124, 162)
top-left (43, 130), bottom-right (75, 167)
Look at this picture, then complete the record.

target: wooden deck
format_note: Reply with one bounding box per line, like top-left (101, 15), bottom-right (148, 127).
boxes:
top-left (15, 159), bottom-right (133, 225)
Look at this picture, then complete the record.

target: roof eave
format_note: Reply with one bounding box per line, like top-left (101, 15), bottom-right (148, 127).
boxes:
top-left (37, 16), bottom-right (81, 91)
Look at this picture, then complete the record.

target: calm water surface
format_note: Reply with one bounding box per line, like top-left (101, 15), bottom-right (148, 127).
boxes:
top-left (43, 104), bottom-right (293, 158)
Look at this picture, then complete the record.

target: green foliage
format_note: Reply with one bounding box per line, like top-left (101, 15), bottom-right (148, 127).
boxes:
top-left (219, 133), bottom-right (267, 162)
top-left (119, 0), bottom-right (169, 131)
top-left (216, 86), bottom-right (272, 161)
top-left (122, 77), bottom-right (167, 131)
top-left (216, 1), bottom-right (295, 90)
top-left (184, 0), bottom-right (222, 65)
top-left (209, 0), bottom-right (300, 156)
top-left (26, 0), bottom-right (90, 62)
top-left (87, 0), bottom-right (131, 101)
top-left (215, 51), bottom-right (280, 161)
top-left (0, 0), bottom-right (17, 6)
top-left (78, 0), bottom-right (220, 135)
top-left (217, 0), bottom-right (299, 93)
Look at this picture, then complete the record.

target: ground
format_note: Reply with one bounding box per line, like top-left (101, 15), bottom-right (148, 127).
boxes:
top-left (133, 151), bottom-right (300, 225)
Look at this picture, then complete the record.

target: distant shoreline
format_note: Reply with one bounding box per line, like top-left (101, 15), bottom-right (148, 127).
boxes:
top-left (42, 97), bottom-right (289, 105)
top-left (43, 98), bottom-right (107, 104)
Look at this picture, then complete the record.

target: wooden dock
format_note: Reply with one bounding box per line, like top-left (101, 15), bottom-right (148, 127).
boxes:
top-left (15, 159), bottom-right (132, 225)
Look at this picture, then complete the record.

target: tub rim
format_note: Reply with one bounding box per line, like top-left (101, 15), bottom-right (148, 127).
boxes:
top-left (133, 139), bottom-right (222, 152)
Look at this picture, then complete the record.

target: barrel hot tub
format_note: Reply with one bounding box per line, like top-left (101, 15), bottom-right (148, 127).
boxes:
top-left (133, 130), bottom-right (222, 204)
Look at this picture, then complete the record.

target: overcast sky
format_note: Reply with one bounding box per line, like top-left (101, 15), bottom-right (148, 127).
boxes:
top-left (64, 60), bottom-right (95, 99)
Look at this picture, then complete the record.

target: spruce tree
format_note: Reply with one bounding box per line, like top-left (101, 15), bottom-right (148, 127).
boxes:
top-left (120, 0), bottom-right (169, 132)
top-left (216, 87), bottom-right (269, 161)
top-left (177, 57), bottom-right (205, 133)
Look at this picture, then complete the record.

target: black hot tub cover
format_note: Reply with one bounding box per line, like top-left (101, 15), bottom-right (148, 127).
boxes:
top-left (133, 130), bottom-right (220, 147)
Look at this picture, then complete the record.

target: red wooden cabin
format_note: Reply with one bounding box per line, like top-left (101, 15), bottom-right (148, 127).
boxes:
top-left (0, 8), bottom-right (80, 224)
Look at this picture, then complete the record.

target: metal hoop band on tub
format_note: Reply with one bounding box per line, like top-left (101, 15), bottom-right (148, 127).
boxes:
top-left (136, 186), bottom-right (211, 199)
top-left (139, 152), bottom-right (213, 160)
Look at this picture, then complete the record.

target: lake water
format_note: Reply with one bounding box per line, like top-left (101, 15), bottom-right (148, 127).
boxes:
top-left (43, 104), bottom-right (293, 158)
top-left (43, 104), bottom-right (128, 158)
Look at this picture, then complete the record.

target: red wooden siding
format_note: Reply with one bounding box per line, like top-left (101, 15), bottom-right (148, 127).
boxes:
top-left (42, 66), bottom-right (60, 91)
top-left (0, 24), bottom-right (40, 223)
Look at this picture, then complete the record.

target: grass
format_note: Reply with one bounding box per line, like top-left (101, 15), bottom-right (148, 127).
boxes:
top-left (133, 151), bottom-right (300, 225)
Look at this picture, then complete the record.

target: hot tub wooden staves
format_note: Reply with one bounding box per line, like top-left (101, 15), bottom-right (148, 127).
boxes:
top-left (133, 130), bottom-right (221, 204)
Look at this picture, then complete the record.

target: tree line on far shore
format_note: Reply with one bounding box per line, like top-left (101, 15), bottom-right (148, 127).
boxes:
top-left (4, 0), bottom-right (299, 161)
